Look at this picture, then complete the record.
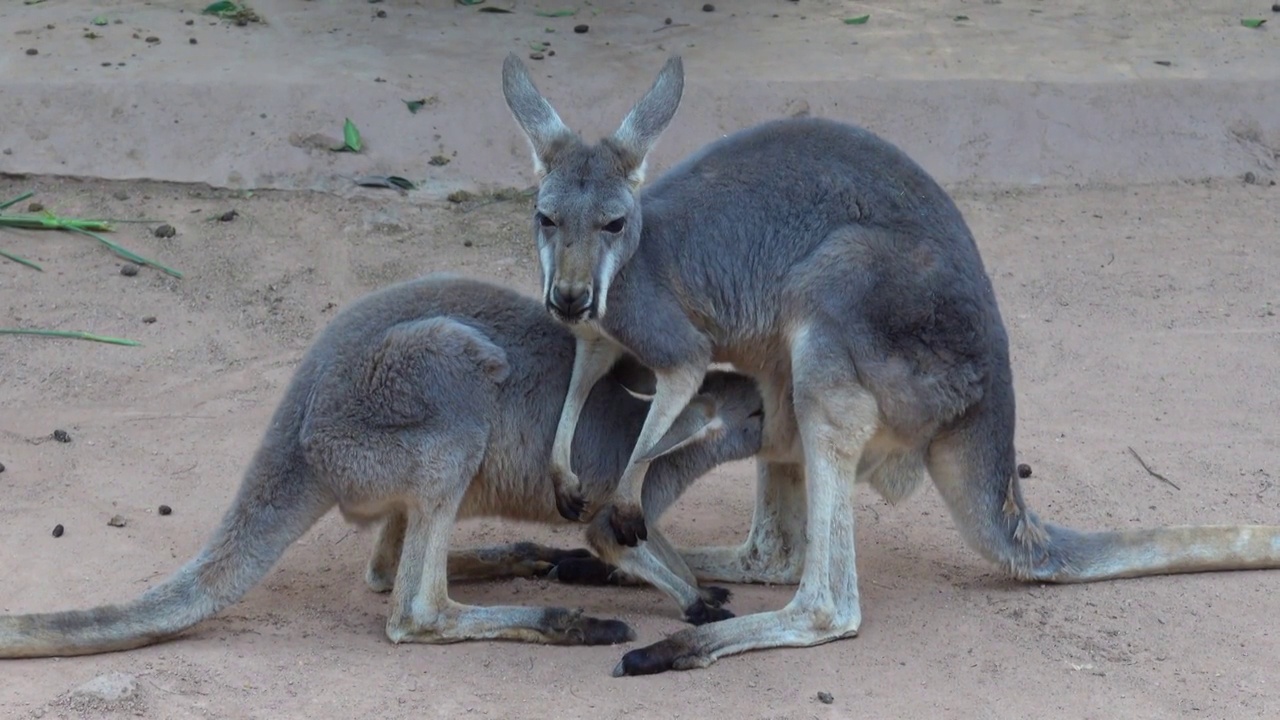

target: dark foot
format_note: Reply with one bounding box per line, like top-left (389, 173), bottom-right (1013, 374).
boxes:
top-left (606, 503), bottom-right (648, 547)
top-left (549, 556), bottom-right (617, 585)
top-left (545, 608), bottom-right (636, 646)
top-left (683, 598), bottom-right (735, 626)
top-left (612, 636), bottom-right (709, 677)
top-left (702, 586), bottom-right (732, 608)
top-left (554, 485), bottom-right (588, 522)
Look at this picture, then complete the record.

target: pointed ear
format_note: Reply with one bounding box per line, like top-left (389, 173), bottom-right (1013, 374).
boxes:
top-left (610, 355), bottom-right (657, 400)
top-left (637, 395), bottom-right (722, 463)
top-left (502, 52), bottom-right (575, 177)
top-left (609, 56), bottom-right (684, 188)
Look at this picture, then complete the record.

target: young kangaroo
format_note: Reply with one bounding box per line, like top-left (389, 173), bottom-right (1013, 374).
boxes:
top-left (0, 274), bottom-right (764, 659)
top-left (501, 53), bottom-right (1280, 677)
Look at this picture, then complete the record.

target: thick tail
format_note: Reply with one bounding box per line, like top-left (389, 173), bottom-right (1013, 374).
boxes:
top-left (1032, 523), bottom-right (1280, 583)
top-left (0, 454), bottom-right (333, 658)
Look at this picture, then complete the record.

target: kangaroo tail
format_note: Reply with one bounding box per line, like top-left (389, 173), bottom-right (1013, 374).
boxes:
top-left (0, 452), bottom-right (333, 659)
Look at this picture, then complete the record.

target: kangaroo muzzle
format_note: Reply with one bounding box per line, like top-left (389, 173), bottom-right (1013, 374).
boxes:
top-left (547, 282), bottom-right (594, 322)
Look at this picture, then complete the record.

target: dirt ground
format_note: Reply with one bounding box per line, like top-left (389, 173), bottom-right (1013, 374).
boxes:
top-left (2, 2), bottom-right (1280, 720)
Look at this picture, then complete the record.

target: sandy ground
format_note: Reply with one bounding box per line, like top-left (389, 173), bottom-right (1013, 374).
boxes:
top-left (2, 2), bottom-right (1280, 720)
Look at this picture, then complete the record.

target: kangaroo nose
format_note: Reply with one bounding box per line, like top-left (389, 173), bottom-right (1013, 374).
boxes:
top-left (548, 285), bottom-right (592, 319)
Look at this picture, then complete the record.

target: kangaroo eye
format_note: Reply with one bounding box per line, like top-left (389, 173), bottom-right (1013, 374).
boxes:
top-left (602, 217), bottom-right (626, 234)
top-left (536, 212), bottom-right (556, 229)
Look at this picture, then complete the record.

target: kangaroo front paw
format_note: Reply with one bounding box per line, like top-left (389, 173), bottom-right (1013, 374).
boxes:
top-left (700, 585), bottom-right (732, 608)
top-left (683, 598), bottom-right (735, 626)
top-left (549, 556), bottom-right (617, 585)
top-left (551, 468), bottom-right (588, 522)
top-left (606, 503), bottom-right (648, 547)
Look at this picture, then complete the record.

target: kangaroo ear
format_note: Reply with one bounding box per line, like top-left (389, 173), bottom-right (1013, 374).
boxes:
top-left (502, 52), bottom-right (575, 177)
top-left (609, 56), bottom-right (684, 188)
top-left (610, 355), bottom-right (657, 400)
top-left (637, 394), bottom-right (722, 463)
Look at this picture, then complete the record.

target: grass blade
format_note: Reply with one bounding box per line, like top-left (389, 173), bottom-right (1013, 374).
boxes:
top-left (0, 192), bottom-right (34, 211)
top-left (343, 118), bottom-right (363, 152)
top-left (65, 226), bottom-right (185, 278)
top-left (0, 328), bottom-right (141, 346)
top-left (535, 9), bottom-right (576, 17)
top-left (0, 249), bottom-right (43, 271)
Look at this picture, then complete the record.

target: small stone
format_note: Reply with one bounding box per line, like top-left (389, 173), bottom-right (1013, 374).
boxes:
top-left (52, 429), bottom-right (72, 443)
top-left (0, 460), bottom-right (5, 473)
top-left (529, 51), bottom-right (545, 60)
top-left (446, 190), bottom-right (474, 203)
top-left (665, 17), bottom-right (673, 24)
top-left (71, 673), bottom-right (137, 703)
top-left (186, 19), bottom-right (195, 25)
top-left (158, 504), bottom-right (173, 516)
top-left (52, 524), bottom-right (64, 538)
top-left (218, 209), bottom-right (238, 222)
top-left (1273, 3), bottom-right (1280, 12)
top-left (463, 240), bottom-right (474, 247)
top-left (153, 223), bottom-right (176, 238)
top-left (142, 316), bottom-right (157, 324)
top-left (113, 190), bottom-right (130, 201)
top-left (145, 36), bottom-right (161, 44)
top-left (573, 23), bottom-right (589, 33)
top-left (27, 202), bottom-right (44, 212)
top-left (702, 3), bottom-right (715, 11)
top-left (429, 155), bottom-right (450, 166)
top-left (376, 9), bottom-right (387, 17)
top-left (107, 514), bottom-right (128, 528)
top-left (817, 691), bottom-right (834, 704)
top-left (1017, 463), bottom-right (1033, 479)
top-left (26, 48), bottom-right (39, 56)
top-left (120, 263), bottom-right (140, 277)
top-left (190, 37), bottom-right (198, 44)
top-left (1244, 171), bottom-right (1257, 185)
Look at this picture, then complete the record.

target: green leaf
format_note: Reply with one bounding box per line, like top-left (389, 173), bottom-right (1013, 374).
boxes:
top-left (404, 99), bottom-right (426, 114)
top-left (477, 6), bottom-right (512, 12)
top-left (0, 249), bottom-right (42, 271)
top-left (91, 15), bottom-right (109, 25)
top-left (529, 40), bottom-right (546, 51)
top-left (456, 0), bottom-right (485, 4)
top-left (0, 328), bottom-right (141, 346)
top-left (843, 14), bottom-right (870, 24)
top-left (535, 8), bottom-right (576, 16)
top-left (337, 118), bottom-right (362, 152)
top-left (203, 1), bottom-right (238, 15)
top-left (1241, 18), bottom-right (1266, 28)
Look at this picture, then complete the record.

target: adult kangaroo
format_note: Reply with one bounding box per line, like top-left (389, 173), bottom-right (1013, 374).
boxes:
top-left (500, 53), bottom-right (1280, 676)
top-left (0, 274), bottom-right (764, 659)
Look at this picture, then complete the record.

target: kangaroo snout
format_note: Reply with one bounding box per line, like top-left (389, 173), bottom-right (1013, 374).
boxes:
top-left (547, 283), bottom-right (593, 321)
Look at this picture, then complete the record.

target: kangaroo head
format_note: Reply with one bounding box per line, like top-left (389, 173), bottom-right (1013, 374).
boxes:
top-left (635, 370), bottom-right (765, 465)
top-left (501, 53), bottom-right (684, 324)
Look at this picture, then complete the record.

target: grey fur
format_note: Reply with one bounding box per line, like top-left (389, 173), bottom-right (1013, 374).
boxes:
top-left (0, 274), bottom-right (764, 659)
top-left (501, 52), bottom-right (1280, 677)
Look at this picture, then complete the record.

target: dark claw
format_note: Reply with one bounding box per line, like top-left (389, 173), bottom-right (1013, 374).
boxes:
top-left (702, 586), bottom-right (732, 607)
top-left (578, 618), bottom-right (637, 646)
top-left (550, 557), bottom-right (617, 585)
top-left (554, 486), bottom-right (588, 522)
top-left (683, 599), bottom-right (735, 626)
top-left (607, 504), bottom-right (648, 547)
top-left (612, 637), bottom-right (698, 677)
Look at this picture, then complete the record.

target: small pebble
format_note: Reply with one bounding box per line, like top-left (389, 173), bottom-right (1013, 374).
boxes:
top-left (186, 19), bottom-right (195, 25)
top-left (1273, 3), bottom-right (1280, 12)
top-left (529, 51), bottom-right (545, 60)
top-left (52, 524), bottom-right (64, 538)
top-left (573, 23), bottom-right (589, 33)
top-left (1244, 171), bottom-right (1257, 185)
top-left (190, 37), bottom-right (198, 44)
top-left (1017, 463), bottom-right (1033, 479)
top-left (218, 209), bottom-right (238, 222)
top-left (702, 3), bottom-right (715, 11)
top-left (27, 202), bottom-right (44, 212)
top-left (142, 316), bottom-right (157, 324)
top-left (463, 239), bottom-right (474, 247)
top-left (113, 190), bottom-right (130, 201)
top-left (817, 691), bottom-right (834, 704)
top-left (154, 223), bottom-right (176, 238)
top-left (107, 514), bottom-right (128, 528)
top-left (158, 504), bottom-right (173, 516)
top-left (52, 429), bottom-right (72, 443)
top-left (0, 460), bottom-right (5, 473)
top-left (376, 10), bottom-right (387, 17)
top-left (145, 36), bottom-right (161, 44)
top-left (26, 48), bottom-right (39, 56)
top-left (120, 263), bottom-right (140, 277)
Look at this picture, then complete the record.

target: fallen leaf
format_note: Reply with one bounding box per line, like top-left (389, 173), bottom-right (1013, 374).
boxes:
top-left (332, 118), bottom-right (363, 153)
top-left (456, 0), bottom-right (485, 4)
top-left (477, 6), bottom-right (513, 12)
top-left (843, 14), bottom-right (870, 24)
top-left (202, 1), bottom-right (238, 16)
top-left (1241, 18), bottom-right (1266, 28)
top-left (90, 15), bottom-right (109, 25)
top-left (354, 175), bottom-right (418, 190)
top-left (535, 9), bottom-right (576, 17)
top-left (404, 98), bottom-right (427, 114)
